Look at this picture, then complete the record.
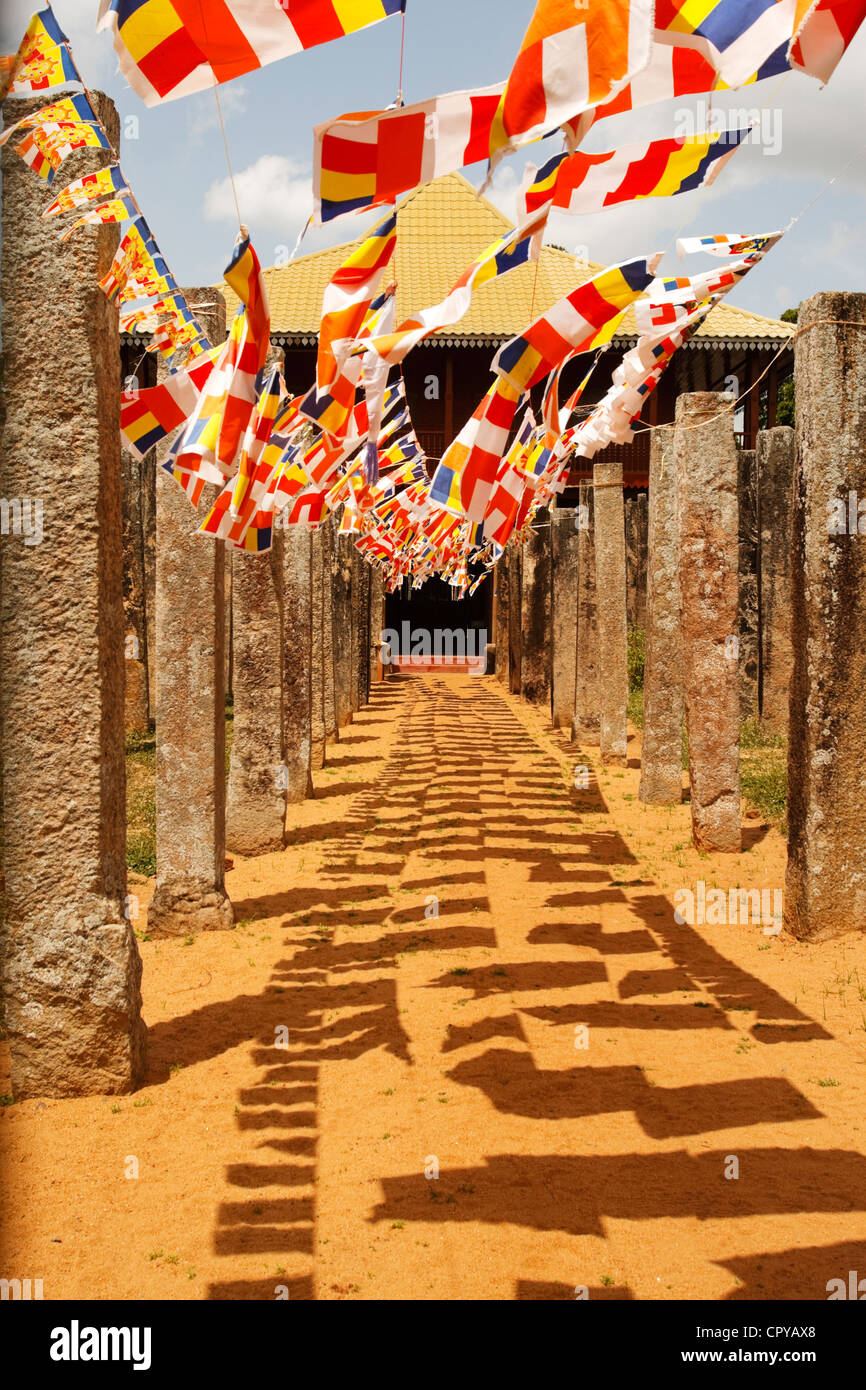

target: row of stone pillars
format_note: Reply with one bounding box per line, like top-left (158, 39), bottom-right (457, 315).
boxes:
top-left (494, 291), bottom-right (865, 942)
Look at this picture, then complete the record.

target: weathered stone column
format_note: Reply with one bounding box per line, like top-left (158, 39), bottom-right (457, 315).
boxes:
top-left (322, 516), bottom-right (338, 744)
top-left (786, 293), bottom-right (866, 940)
top-left (121, 438), bottom-right (151, 735)
top-left (507, 539), bottom-right (522, 694)
top-left (0, 92), bottom-right (146, 1095)
top-left (675, 392), bottom-right (741, 853)
top-left (493, 549), bottom-right (510, 685)
top-left (639, 427), bottom-right (683, 805)
top-left (738, 448), bottom-right (759, 719)
top-left (369, 566), bottom-right (387, 683)
top-left (520, 508), bottom-right (552, 706)
top-left (758, 426), bottom-right (794, 734)
top-left (149, 288), bottom-right (233, 935)
top-left (551, 507), bottom-right (579, 728)
top-left (593, 463), bottom-right (628, 764)
top-left (282, 524), bottom-right (313, 803)
top-left (226, 541), bottom-right (286, 854)
top-left (572, 480), bottom-right (600, 744)
top-left (624, 492), bottom-right (648, 630)
top-left (310, 527), bottom-right (326, 769)
top-left (332, 531), bottom-right (354, 726)
top-left (353, 547), bottom-right (371, 709)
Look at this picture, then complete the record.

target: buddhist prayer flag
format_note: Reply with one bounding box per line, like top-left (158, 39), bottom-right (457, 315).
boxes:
top-left (99, 218), bottom-right (176, 301)
top-left (317, 210), bottom-right (397, 391)
top-left (313, 84), bottom-right (504, 223)
top-left (361, 205), bottom-right (548, 369)
top-left (525, 128), bottom-right (749, 219)
top-left (119, 344), bottom-right (222, 457)
top-left (58, 192), bottom-right (138, 240)
top-left (429, 378), bottom-right (523, 522)
top-left (97, 0), bottom-right (406, 106)
top-left (42, 162), bottom-right (128, 216)
top-left (14, 119), bottom-right (111, 184)
top-left (564, 42), bottom-right (721, 148)
top-left (790, 0), bottom-right (866, 80)
top-left (0, 92), bottom-right (100, 147)
top-left (490, 0), bottom-right (654, 161)
top-left (676, 231), bottom-right (784, 258)
top-left (655, 0), bottom-right (799, 88)
top-left (493, 256), bottom-right (661, 395)
top-left (1, 5), bottom-right (78, 99)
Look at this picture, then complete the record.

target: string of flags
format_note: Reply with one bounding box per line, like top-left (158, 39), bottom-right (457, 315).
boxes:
top-left (3, 1), bottom-right (864, 597)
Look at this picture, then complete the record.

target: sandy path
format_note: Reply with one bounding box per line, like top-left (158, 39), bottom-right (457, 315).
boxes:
top-left (2, 671), bottom-right (866, 1300)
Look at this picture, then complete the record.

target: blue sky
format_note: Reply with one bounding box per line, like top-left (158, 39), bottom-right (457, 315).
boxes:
top-left (3, 0), bottom-right (865, 319)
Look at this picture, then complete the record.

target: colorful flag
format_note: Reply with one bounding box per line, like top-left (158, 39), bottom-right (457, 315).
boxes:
top-left (43, 162), bottom-right (128, 217)
top-left (119, 345), bottom-right (222, 457)
top-left (97, 0), bottom-right (406, 107)
top-left (490, 0), bottom-right (654, 162)
top-left (171, 233), bottom-right (271, 489)
top-left (676, 231), bottom-right (784, 258)
top-left (0, 93), bottom-right (100, 148)
top-left (1, 5), bottom-right (78, 99)
top-left (313, 83), bottom-right (503, 223)
top-left (428, 378), bottom-right (523, 522)
top-left (655, 0), bottom-right (799, 88)
top-left (317, 209), bottom-right (397, 391)
top-left (99, 219), bottom-right (176, 301)
top-left (524, 127), bottom-right (749, 219)
top-left (493, 256), bottom-right (661, 395)
top-left (564, 41), bottom-right (722, 148)
top-left (361, 205), bottom-right (549, 368)
top-left (58, 192), bottom-right (138, 240)
top-left (790, 0), bottom-right (866, 80)
top-left (13, 119), bottom-right (110, 184)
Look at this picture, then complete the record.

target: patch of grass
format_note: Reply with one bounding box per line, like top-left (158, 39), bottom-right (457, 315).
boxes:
top-left (0, 1094), bottom-right (15, 1107)
top-left (627, 687), bottom-right (644, 729)
top-left (627, 625), bottom-right (645, 692)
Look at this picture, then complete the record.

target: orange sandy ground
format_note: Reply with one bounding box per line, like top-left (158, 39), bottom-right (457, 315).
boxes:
top-left (3, 671), bottom-right (866, 1302)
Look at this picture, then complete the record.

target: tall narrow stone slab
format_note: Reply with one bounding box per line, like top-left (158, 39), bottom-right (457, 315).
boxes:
top-left (758, 426), bottom-right (794, 734)
top-left (551, 508), bottom-right (579, 728)
top-left (310, 528), bottom-right (326, 770)
top-left (282, 525), bottom-right (313, 803)
top-left (520, 508), bottom-right (552, 706)
top-left (121, 442), bottom-right (151, 735)
top-left (593, 463), bottom-right (628, 764)
top-left (353, 548), bottom-right (371, 709)
top-left (332, 532), bottom-right (354, 727)
top-left (493, 549), bottom-right (510, 685)
top-left (624, 492), bottom-right (648, 630)
top-left (0, 92), bottom-right (146, 1095)
top-left (675, 392), bottom-right (741, 853)
top-left (572, 481), bottom-right (600, 744)
top-left (149, 289), bottom-right (233, 936)
top-left (322, 516), bottom-right (338, 744)
top-left (786, 293), bottom-right (866, 940)
top-left (738, 448), bottom-right (759, 719)
top-left (639, 427), bottom-right (683, 805)
top-left (226, 541), bottom-right (286, 854)
top-left (507, 541), bottom-right (523, 694)
top-left (369, 567), bottom-right (386, 683)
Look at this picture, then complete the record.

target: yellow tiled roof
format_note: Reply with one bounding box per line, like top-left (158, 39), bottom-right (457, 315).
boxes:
top-left (223, 172), bottom-right (793, 346)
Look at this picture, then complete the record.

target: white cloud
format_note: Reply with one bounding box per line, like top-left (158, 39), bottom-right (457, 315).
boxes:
top-left (204, 153), bottom-right (313, 232)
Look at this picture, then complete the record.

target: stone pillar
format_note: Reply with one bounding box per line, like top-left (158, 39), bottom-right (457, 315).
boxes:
top-left (551, 507), bottom-right (579, 728)
top-left (149, 288), bottom-right (233, 935)
top-left (639, 427), bottom-right (683, 805)
top-left (572, 480), bottom-right (600, 744)
top-left (758, 426), bottom-right (794, 734)
top-left (332, 531), bottom-right (354, 726)
top-left (282, 524), bottom-right (313, 802)
top-left (593, 462), bottom-right (628, 764)
top-left (121, 440), bottom-right (151, 735)
top-left (507, 540), bottom-right (522, 694)
top-left (520, 508), bottom-right (552, 706)
top-left (353, 547), bottom-right (371, 709)
top-left (369, 566), bottom-right (386, 683)
top-left (786, 292), bottom-right (866, 941)
top-left (493, 549), bottom-right (510, 685)
top-left (322, 516), bottom-right (338, 744)
top-left (310, 527), bottom-right (326, 770)
top-left (226, 541), bottom-right (286, 854)
top-left (0, 91), bottom-right (146, 1096)
top-left (738, 448), bottom-right (759, 719)
top-left (624, 492), bottom-right (648, 630)
top-left (675, 392), bottom-right (741, 853)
